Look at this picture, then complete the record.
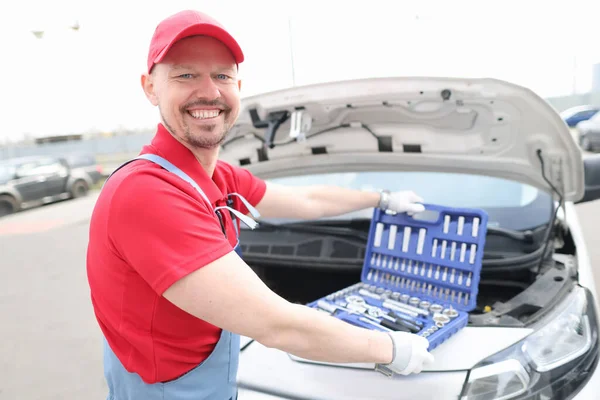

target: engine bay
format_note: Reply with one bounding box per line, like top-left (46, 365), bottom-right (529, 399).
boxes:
top-left (240, 216), bottom-right (578, 328)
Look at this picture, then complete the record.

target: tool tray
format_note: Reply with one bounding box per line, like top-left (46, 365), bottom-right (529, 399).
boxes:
top-left (307, 204), bottom-right (488, 351)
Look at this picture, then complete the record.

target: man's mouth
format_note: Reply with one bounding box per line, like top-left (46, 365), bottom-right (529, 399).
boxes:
top-left (187, 109), bottom-right (222, 120)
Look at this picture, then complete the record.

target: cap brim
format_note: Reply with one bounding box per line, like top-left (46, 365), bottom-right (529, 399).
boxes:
top-left (153, 23), bottom-right (244, 69)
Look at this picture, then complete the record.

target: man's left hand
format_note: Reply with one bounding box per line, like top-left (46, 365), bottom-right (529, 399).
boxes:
top-left (386, 191), bottom-right (425, 215)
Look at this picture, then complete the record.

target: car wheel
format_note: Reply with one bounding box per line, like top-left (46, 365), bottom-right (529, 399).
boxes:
top-left (70, 180), bottom-right (89, 198)
top-left (0, 194), bottom-right (17, 217)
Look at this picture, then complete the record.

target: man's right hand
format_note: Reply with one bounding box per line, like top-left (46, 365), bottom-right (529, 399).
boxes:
top-left (385, 332), bottom-right (435, 375)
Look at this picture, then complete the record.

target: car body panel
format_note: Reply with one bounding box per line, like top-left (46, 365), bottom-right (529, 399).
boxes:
top-left (223, 77), bottom-right (585, 202)
top-left (285, 327), bottom-right (533, 371)
top-left (576, 113), bottom-right (600, 151)
top-left (563, 202), bottom-right (598, 305)
top-left (237, 340), bottom-right (469, 400)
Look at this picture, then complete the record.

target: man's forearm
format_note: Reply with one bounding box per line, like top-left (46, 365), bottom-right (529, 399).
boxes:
top-left (260, 302), bottom-right (393, 364)
top-left (299, 185), bottom-right (381, 219)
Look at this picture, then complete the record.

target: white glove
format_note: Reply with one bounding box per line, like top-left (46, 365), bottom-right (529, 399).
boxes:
top-left (386, 191), bottom-right (425, 215)
top-left (384, 332), bottom-right (434, 375)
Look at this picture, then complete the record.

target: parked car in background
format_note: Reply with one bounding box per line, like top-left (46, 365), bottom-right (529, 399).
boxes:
top-left (0, 155), bottom-right (92, 217)
top-left (560, 105), bottom-right (600, 128)
top-left (216, 77), bottom-right (600, 400)
top-left (64, 153), bottom-right (104, 185)
top-left (576, 112), bottom-right (600, 152)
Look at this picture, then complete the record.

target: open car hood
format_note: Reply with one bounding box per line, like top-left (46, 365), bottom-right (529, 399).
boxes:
top-left (221, 77), bottom-right (585, 201)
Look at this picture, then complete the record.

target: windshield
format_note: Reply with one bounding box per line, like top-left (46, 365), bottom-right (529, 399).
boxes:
top-left (264, 171), bottom-right (553, 231)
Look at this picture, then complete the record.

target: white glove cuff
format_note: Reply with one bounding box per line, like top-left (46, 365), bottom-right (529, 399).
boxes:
top-left (387, 332), bottom-right (412, 372)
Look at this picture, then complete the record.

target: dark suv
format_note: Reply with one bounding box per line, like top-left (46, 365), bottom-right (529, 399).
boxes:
top-left (0, 155), bottom-right (92, 217)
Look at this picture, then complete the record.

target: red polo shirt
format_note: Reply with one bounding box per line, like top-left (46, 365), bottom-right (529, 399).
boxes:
top-left (86, 123), bottom-right (267, 384)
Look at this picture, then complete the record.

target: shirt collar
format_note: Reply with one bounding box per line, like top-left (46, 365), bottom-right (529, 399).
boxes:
top-left (142, 123), bottom-right (226, 206)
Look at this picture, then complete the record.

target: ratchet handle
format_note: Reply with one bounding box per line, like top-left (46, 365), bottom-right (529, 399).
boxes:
top-left (380, 318), bottom-right (413, 332)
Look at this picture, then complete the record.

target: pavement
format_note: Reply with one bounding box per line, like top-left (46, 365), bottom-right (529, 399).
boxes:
top-left (0, 190), bottom-right (600, 400)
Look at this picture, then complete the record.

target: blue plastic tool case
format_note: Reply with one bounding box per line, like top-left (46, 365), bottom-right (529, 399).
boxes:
top-left (307, 203), bottom-right (488, 351)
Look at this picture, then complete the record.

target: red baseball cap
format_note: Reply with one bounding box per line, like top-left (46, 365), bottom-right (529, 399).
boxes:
top-left (146, 10), bottom-right (244, 73)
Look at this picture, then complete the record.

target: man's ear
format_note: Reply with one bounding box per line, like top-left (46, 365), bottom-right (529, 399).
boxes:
top-left (141, 72), bottom-right (159, 106)
top-left (238, 79), bottom-right (242, 92)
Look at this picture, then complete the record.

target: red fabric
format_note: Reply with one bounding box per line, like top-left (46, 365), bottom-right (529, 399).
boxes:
top-left (86, 123), bottom-right (266, 384)
top-left (147, 10), bottom-right (244, 73)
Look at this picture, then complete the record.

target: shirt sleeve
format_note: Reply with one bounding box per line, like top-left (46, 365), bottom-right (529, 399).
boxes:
top-left (107, 169), bottom-right (233, 295)
top-left (229, 164), bottom-right (267, 214)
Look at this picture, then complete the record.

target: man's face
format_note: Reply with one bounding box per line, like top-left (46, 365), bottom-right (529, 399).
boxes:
top-left (142, 36), bottom-right (241, 150)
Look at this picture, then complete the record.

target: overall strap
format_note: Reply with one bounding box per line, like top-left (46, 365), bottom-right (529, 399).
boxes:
top-left (135, 154), bottom-right (212, 207)
top-left (106, 154), bottom-right (259, 230)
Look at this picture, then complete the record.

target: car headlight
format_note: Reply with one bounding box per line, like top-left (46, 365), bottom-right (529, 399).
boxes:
top-left (460, 286), bottom-right (599, 400)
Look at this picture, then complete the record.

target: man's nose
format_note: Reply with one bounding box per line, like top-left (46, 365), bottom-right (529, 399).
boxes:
top-left (193, 74), bottom-right (221, 100)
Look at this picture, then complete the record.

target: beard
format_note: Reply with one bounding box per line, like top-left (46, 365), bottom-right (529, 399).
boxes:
top-left (160, 99), bottom-right (233, 150)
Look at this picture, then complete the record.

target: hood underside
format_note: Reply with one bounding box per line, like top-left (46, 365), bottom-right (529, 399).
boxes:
top-left (220, 77), bottom-right (585, 202)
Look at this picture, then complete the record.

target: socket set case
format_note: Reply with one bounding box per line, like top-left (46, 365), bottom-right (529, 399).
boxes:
top-left (307, 204), bottom-right (488, 351)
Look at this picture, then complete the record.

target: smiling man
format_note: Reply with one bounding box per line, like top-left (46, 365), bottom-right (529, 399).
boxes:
top-left (86, 10), bottom-right (433, 400)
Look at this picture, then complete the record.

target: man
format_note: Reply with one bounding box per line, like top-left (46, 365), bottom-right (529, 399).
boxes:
top-left (87, 10), bottom-right (434, 400)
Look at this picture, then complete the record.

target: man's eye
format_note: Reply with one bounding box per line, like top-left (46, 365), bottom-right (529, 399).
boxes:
top-left (178, 73), bottom-right (193, 79)
top-left (216, 74), bottom-right (229, 80)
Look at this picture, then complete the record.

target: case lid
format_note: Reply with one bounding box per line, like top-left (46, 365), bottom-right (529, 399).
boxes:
top-left (360, 204), bottom-right (488, 312)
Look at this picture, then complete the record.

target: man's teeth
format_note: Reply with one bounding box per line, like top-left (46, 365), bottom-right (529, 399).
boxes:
top-left (189, 110), bottom-right (220, 119)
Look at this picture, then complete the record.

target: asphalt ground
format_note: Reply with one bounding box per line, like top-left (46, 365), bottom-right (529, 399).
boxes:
top-left (1, 190), bottom-right (599, 400)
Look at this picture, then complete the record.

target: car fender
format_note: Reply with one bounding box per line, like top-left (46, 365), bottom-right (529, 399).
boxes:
top-left (0, 183), bottom-right (23, 204)
top-left (576, 121), bottom-right (590, 135)
top-left (564, 202), bottom-right (598, 304)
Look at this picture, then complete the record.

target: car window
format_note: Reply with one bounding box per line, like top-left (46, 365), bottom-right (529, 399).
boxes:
top-left (265, 171), bottom-right (553, 231)
top-left (16, 158), bottom-right (62, 177)
top-left (0, 164), bottom-right (16, 180)
top-left (15, 161), bottom-right (40, 177)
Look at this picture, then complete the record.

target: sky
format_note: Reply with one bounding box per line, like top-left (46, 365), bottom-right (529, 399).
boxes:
top-left (0, 0), bottom-right (598, 142)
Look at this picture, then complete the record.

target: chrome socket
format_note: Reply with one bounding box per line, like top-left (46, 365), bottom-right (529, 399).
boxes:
top-left (400, 294), bottom-right (410, 303)
top-left (436, 321), bottom-right (445, 328)
top-left (419, 301), bottom-right (431, 310)
top-left (443, 308), bottom-right (459, 318)
top-left (432, 313), bottom-right (450, 324)
top-left (429, 304), bottom-right (443, 313)
top-left (409, 297), bottom-right (421, 307)
top-left (391, 292), bottom-right (400, 301)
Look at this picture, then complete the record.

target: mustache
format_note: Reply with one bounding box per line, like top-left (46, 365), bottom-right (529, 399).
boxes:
top-left (182, 99), bottom-right (231, 112)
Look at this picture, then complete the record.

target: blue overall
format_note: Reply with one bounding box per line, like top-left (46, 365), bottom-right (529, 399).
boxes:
top-left (101, 154), bottom-right (261, 400)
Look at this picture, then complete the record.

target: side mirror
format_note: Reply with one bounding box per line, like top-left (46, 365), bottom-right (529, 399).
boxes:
top-left (577, 154), bottom-right (600, 203)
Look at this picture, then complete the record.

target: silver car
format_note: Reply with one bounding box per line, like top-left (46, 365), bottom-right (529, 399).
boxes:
top-left (219, 77), bottom-right (600, 400)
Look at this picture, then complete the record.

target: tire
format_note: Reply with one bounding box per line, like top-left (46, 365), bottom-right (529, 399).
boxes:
top-left (0, 194), bottom-right (18, 217)
top-left (70, 180), bottom-right (89, 198)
